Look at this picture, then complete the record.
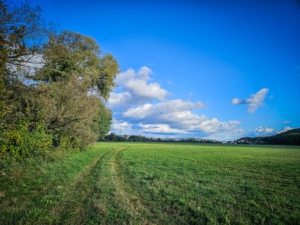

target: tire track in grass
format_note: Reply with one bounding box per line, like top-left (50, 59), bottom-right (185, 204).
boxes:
top-left (111, 149), bottom-right (169, 224)
top-left (82, 148), bottom-right (127, 225)
top-left (110, 147), bottom-right (160, 225)
top-left (51, 146), bottom-right (157, 224)
top-left (57, 147), bottom-right (131, 224)
top-left (81, 147), bottom-right (151, 224)
top-left (50, 148), bottom-right (112, 224)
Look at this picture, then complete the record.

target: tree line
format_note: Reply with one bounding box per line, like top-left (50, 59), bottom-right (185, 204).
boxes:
top-left (236, 128), bottom-right (300, 146)
top-left (105, 129), bottom-right (300, 145)
top-left (104, 133), bottom-right (219, 143)
top-left (0, 0), bottom-right (118, 163)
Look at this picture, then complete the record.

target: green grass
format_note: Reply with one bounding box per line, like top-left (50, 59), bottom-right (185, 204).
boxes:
top-left (1, 143), bottom-right (300, 224)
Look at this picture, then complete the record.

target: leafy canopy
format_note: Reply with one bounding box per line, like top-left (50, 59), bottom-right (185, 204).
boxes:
top-left (0, 0), bottom-right (118, 164)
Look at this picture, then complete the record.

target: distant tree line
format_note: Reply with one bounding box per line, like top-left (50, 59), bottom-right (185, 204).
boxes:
top-left (105, 129), bottom-right (300, 145)
top-left (236, 128), bottom-right (300, 146)
top-left (0, 0), bottom-right (118, 163)
top-left (104, 133), bottom-right (219, 143)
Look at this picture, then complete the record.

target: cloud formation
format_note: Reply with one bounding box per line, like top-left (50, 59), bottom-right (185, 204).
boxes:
top-left (253, 126), bottom-right (276, 135)
top-left (111, 120), bottom-right (132, 131)
top-left (123, 99), bottom-right (240, 134)
top-left (138, 123), bottom-right (188, 134)
top-left (108, 66), bottom-right (244, 140)
top-left (123, 99), bottom-right (204, 119)
top-left (108, 67), bottom-right (168, 108)
top-left (232, 88), bottom-right (269, 113)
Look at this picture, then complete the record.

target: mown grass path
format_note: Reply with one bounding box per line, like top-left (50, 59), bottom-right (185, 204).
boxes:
top-left (0, 145), bottom-right (156, 224)
top-left (55, 147), bottom-right (156, 224)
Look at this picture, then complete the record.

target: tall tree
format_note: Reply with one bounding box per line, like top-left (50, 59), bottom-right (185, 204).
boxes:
top-left (0, 0), bottom-right (54, 159)
top-left (33, 31), bottom-right (119, 148)
top-left (0, 0), bottom-right (118, 160)
top-left (34, 31), bottom-right (119, 99)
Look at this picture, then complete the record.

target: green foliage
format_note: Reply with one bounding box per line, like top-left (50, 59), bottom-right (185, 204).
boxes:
top-left (1, 115), bottom-right (52, 160)
top-left (0, 78), bottom-right (6, 121)
top-left (97, 103), bottom-right (112, 141)
top-left (32, 30), bottom-right (119, 149)
top-left (35, 30), bottom-right (119, 100)
top-left (0, 0), bottom-right (52, 69)
top-left (0, 144), bottom-right (112, 224)
top-left (0, 0), bottom-right (117, 165)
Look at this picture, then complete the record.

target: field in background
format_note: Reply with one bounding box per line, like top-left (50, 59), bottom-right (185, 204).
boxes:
top-left (1, 143), bottom-right (300, 224)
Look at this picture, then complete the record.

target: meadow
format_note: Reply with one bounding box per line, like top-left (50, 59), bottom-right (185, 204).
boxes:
top-left (0, 142), bottom-right (299, 224)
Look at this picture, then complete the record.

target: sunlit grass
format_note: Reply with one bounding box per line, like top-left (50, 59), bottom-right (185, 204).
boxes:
top-left (0, 142), bottom-right (299, 224)
top-left (118, 143), bottom-right (300, 224)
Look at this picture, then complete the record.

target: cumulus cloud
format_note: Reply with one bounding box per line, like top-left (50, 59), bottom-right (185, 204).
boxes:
top-left (111, 120), bottom-right (132, 131)
top-left (123, 99), bottom-right (204, 119)
top-left (205, 129), bottom-right (245, 141)
top-left (232, 88), bottom-right (269, 113)
top-left (138, 123), bottom-right (188, 134)
top-left (108, 66), bottom-right (244, 140)
top-left (232, 98), bottom-right (246, 105)
top-left (253, 126), bottom-right (276, 136)
top-left (123, 99), bottom-right (240, 134)
top-left (108, 66), bottom-right (168, 108)
top-left (108, 92), bottom-right (132, 106)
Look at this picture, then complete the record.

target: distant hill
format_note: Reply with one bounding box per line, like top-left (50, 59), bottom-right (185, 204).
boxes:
top-left (236, 128), bottom-right (300, 145)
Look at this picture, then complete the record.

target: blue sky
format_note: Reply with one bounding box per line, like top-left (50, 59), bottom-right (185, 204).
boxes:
top-left (30, 0), bottom-right (300, 140)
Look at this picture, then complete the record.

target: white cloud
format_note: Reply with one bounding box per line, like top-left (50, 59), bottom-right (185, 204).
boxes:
top-left (253, 126), bottom-right (276, 135)
top-left (232, 88), bottom-right (269, 113)
top-left (111, 119), bottom-right (132, 131)
top-left (232, 98), bottom-right (246, 105)
top-left (138, 123), bottom-right (188, 134)
top-left (123, 103), bottom-right (153, 119)
top-left (138, 66), bottom-right (152, 77)
top-left (108, 92), bottom-right (132, 106)
top-left (123, 99), bottom-right (204, 120)
top-left (205, 129), bottom-right (245, 141)
top-left (108, 66), bottom-right (168, 108)
top-left (123, 99), bottom-right (240, 134)
top-left (108, 66), bottom-right (244, 140)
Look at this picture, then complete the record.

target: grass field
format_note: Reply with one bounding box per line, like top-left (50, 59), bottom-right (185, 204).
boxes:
top-left (1, 143), bottom-right (300, 224)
